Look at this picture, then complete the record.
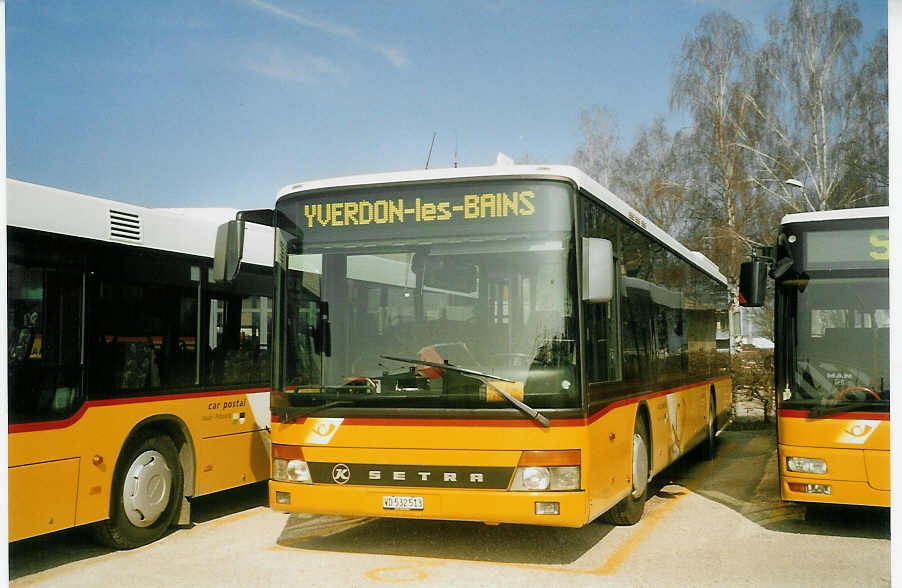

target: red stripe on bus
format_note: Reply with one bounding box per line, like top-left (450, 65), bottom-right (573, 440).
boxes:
top-left (586, 377), bottom-right (729, 425)
top-left (8, 387), bottom-right (270, 434)
top-left (275, 377), bottom-right (730, 427)
top-left (778, 408), bottom-right (890, 421)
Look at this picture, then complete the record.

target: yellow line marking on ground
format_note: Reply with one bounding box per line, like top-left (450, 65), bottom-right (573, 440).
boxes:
top-left (590, 491), bottom-right (687, 575)
top-left (366, 561), bottom-right (445, 583)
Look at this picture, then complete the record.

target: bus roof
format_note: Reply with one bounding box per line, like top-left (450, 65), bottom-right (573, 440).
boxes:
top-left (782, 206), bottom-right (889, 225)
top-left (6, 179), bottom-right (272, 266)
top-left (277, 163), bottom-right (729, 285)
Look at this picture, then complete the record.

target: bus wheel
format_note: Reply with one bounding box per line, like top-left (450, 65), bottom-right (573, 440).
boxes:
top-left (93, 435), bottom-right (184, 549)
top-left (603, 415), bottom-right (649, 525)
top-left (701, 394), bottom-right (717, 461)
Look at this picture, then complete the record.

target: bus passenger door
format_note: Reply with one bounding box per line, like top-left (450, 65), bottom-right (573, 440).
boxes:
top-left (7, 254), bottom-right (85, 540)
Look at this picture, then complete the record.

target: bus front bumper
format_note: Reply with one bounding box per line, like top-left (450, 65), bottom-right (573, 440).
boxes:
top-left (780, 476), bottom-right (889, 507)
top-left (269, 480), bottom-right (589, 527)
top-left (779, 445), bottom-right (890, 507)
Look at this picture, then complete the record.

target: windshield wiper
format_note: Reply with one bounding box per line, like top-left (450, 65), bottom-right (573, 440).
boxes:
top-left (275, 399), bottom-right (355, 423)
top-left (381, 355), bottom-right (551, 428)
top-left (275, 388), bottom-right (439, 423)
top-left (808, 400), bottom-right (889, 418)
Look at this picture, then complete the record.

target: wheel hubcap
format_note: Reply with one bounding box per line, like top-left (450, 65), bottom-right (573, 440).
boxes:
top-left (631, 431), bottom-right (649, 498)
top-left (123, 450), bottom-right (172, 527)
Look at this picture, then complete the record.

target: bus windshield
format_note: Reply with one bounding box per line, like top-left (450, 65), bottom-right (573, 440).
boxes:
top-left (274, 179), bottom-right (579, 413)
top-left (780, 276), bottom-right (889, 411)
top-left (281, 235), bottom-right (579, 412)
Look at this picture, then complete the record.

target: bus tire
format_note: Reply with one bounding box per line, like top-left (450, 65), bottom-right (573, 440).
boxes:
top-left (701, 393), bottom-right (717, 461)
top-left (93, 434), bottom-right (184, 549)
top-left (603, 415), bottom-right (649, 525)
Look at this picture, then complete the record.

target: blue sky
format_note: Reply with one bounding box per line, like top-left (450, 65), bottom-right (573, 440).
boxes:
top-left (6, 1), bottom-right (888, 209)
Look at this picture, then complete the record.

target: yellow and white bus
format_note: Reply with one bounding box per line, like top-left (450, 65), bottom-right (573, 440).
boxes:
top-left (7, 180), bottom-right (273, 548)
top-left (740, 207), bottom-right (889, 507)
top-left (221, 164), bottom-right (732, 526)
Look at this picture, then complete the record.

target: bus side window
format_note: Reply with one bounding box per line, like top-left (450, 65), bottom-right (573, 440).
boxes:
top-left (208, 295), bottom-right (272, 386)
top-left (99, 281), bottom-right (198, 394)
top-left (8, 262), bottom-right (83, 423)
top-left (583, 290), bottom-right (620, 384)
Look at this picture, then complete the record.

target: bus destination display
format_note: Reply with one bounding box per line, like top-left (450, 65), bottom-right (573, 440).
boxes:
top-left (279, 180), bottom-right (573, 246)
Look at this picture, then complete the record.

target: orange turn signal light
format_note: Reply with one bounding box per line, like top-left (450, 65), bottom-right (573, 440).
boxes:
top-left (272, 444), bottom-right (305, 460)
top-left (518, 449), bottom-right (580, 467)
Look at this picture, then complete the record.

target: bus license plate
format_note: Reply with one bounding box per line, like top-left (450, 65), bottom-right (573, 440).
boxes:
top-left (382, 495), bottom-right (424, 511)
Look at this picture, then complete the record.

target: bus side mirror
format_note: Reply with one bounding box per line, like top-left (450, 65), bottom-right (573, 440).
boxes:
top-left (582, 237), bottom-right (614, 303)
top-left (738, 260), bottom-right (767, 307)
top-left (212, 220), bottom-right (245, 283)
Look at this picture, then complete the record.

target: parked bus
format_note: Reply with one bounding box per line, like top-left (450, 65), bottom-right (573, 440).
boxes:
top-left (7, 179), bottom-right (273, 548)
top-left (218, 164), bottom-right (732, 526)
top-left (740, 207), bottom-right (889, 507)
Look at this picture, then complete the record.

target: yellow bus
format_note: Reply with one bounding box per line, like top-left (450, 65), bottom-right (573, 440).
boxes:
top-left (740, 207), bottom-right (889, 507)
top-left (7, 180), bottom-right (273, 548)
top-left (220, 164), bottom-right (732, 526)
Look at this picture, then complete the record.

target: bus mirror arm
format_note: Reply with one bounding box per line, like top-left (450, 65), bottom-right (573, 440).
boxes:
top-left (738, 244), bottom-right (782, 308)
top-left (213, 209), bottom-right (302, 284)
top-left (212, 220), bottom-right (245, 283)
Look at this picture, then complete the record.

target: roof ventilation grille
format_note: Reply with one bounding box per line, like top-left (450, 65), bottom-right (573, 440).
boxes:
top-left (109, 209), bottom-right (142, 242)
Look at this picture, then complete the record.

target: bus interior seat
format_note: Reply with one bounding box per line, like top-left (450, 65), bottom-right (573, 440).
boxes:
top-left (8, 311), bottom-right (38, 366)
top-left (120, 340), bottom-right (160, 390)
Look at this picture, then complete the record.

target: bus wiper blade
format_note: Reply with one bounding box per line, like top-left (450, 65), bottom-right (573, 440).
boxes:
top-left (276, 389), bottom-right (440, 422)
top-left (381, 355), bottom-right (551, 428)
top-left (275, 400), bottom-right (353, 423)
top-left (808, 401), bottom-right (887, 418)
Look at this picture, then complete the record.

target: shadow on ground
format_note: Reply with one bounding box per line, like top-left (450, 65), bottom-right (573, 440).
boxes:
top-left (8, 481), bottom-right (268, 580)
top-left (277, 513), bottom-right (615, 565)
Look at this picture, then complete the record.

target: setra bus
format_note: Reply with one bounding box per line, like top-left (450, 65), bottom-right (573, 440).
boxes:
top-left (7, 179), bottom-right (273, 548)
top-left (218, 164), bottom-right (732, 527)
top-left (739, 206), bottom-right (889, 507)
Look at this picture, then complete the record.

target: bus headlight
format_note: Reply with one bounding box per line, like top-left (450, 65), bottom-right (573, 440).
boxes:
top-left (786, 457), bottom-right (827, 475)
top-left (510, 466), bottom-right (580, 491)
top-left (510, 449), bottom-right (581, 491)
top-left (273, 459), bottom-right (312, 483)
top-left (549, 466), bottom-right (580, 490)
top-left (513, 466), bottom-right (551, 490)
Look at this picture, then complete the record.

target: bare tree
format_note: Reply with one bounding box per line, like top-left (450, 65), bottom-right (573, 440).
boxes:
top-left (742, 0), bottom-right (884, 211)
top-left (836, 30), bottom-right (888, 207)
top-left (612, 117), bottom-right (692, 241)
top-left (573, 105), bottom-right (622, 187)
top-left (670, 11), bottom-right (772, 282)
top-left (732, 349), bottom-right (775, 424)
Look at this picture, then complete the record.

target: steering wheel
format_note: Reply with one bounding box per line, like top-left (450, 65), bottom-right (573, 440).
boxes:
top-left (833, 385), bottom-right (881, 401)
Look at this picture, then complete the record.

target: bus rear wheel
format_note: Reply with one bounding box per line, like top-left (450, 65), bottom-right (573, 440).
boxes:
top-left (93, 434), bottom-right (184, 549)
top-left (603, 415), bottom-right (649, 525)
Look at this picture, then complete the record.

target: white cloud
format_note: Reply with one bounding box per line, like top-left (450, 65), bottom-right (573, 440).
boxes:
top-left (244, 0), bottom-right (409, 68)
top-left (242, 45), bottom-right (346, 84)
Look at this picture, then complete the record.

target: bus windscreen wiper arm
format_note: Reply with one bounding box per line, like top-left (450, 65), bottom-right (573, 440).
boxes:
top-left (275, 400), bottom-right (353, 423)
top-left (381, 355), bottom-right (551, 428)
top-left (276, 388), bottom-right (441, 422)
top-left (808, 400), bottom-right (887, 418)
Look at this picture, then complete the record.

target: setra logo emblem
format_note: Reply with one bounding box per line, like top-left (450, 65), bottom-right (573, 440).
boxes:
top-left (332, 463), bottom-right (351, 485)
